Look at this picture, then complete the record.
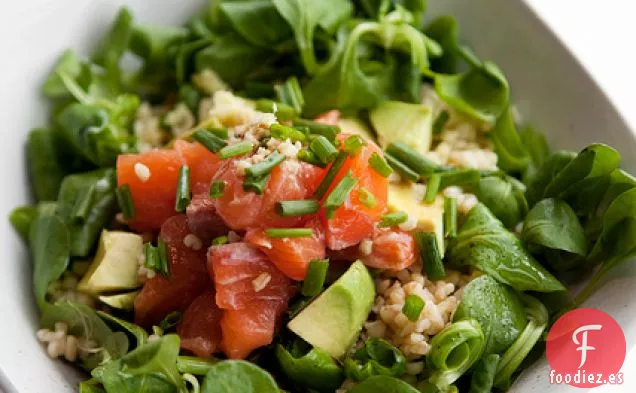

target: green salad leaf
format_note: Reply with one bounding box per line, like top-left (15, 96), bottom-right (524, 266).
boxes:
top-left (424, 15), bottom-right (459, 74)
top-left (524, 151), bottom-right (576, 207)
top-left (42, 50), bottom-right (94, 101)
top-left (276, 342), bottom-right (344, 392)
top-left (97, 311), bottom-right (149, 349)
top-left (468, 354), bottom-right (501, 393)
top-left (519, 125), bottom-right (550, 182)
top-left (447, 203), bottom-right (565, 292)
top-left (91, 7), bottom-right (134, 82)
top-left (9, 205), bottom-right (38, 240)
top-left (491, 108), bottom-right (530, 173)
top-left (475, 176), bottom-right (528, 229)
top-left (453, 276), bottom-right (527, 356)
top-left (27, 128), bottom-right (68, 201)
top-left (201, 360), bottom-right (279, 393)
top-left (348, 375), bottom-right (420, 393)
top-left (344, 338), bottom-right (406, 382)
top-left (217, 0), bottom-right (291, 48)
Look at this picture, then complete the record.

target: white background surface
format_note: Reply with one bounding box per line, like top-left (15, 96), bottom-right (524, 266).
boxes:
top-left (529, 2), bottom-right (635, 392)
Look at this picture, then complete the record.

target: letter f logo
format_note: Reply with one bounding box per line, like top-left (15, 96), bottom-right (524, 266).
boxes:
top-left (572, 324), bottom-right (602, 368)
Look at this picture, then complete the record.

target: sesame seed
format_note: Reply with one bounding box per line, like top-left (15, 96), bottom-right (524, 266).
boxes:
top-left (359, 238), bottom-right (373, 256)
top-left (183, 234), bottom-right (203, 250)
top-left (134, 162), bottom-right (151, 182)
top-left (252, 273), bottom-right (272, 292)
top-left (227, 231), bottom-right (241, 243)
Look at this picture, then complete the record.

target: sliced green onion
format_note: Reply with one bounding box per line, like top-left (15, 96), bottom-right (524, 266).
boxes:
top-left (314, 151), bottom-right (348, 199)
top-left (276, 200), bottom-right (320, 217)
top-left (384, 153), bottom-right (419, 182)
top-left (297, 149), bottom-right (327, 168)
top-left (386, 141), bottom-right (439, 175)
top-left (243, 174), bottom-right (270, 195)
top-left (246, 151), bottom-right (285, 178)
top-left (358, 187), bottom-right (377, 209)
top-left (301, 259), bottom-right (330, 297)
top-left (368, 152), bottom-right (393, 178)
top-left (324, 171), bottom-right (359, 218)
top-left (275, 76), bottom-right (304, 113)
top-left (219, 141), bottom-right (254, 159)
top-left (157, 237), bottom-right (170, 276)
top-left (208, 127), bottom-right (229, 140)
top-left (269, 123), bottom-right (307, 143)
top-left (415, 231), bottom-right (445, 280)
top-left (433, 111), bottom-right (450, 134)
top-left (424, 174), bottom-right (441, 204)
top-left (193, 129), bottom-right (227, 153)
top-left (115, 184), bottom-right (136, 220)
top-left (212, 235), bottom-right (228, 246)
top-left (293, 119), bottom-right (340, 142)
top-left (209, 180), bottom-right (225, 199)
top-left (402, 294), bottom-right (425, 322)
top-left (175, 165), bottom-right (191, 212)
top-left (255, 99), bottom-right (297, 121)
top-left (266, 228), bottom-right (314, 238)
top-left (71, 183), bottom-right (96, 222)
top-left (379, 211), bottom-right (408, 228)
top-left (310, 135), bottom-right (338, 164)
top-left (144, 243), bottom-right (160, 271)
top-left (343, 135), bottom-right (366, 156)
top-left (439, 169), bottom-right (481, 189)
top-left (444, 197), bottom-right (458, 238)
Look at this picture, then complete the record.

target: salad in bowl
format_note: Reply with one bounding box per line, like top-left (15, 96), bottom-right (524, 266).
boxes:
top-left (9, 1), bottom-right (636, 392)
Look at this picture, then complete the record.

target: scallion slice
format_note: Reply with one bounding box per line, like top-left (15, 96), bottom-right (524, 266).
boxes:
top-left (379, 211), bottom-right (408, 228)
top-left (115, 184), bottom-right (136, 219)
top-left (433, 111), bottom-right (450, 134)
top-left (324, 171), bottom-right (359, 218)
top-left (415, 231), bottom-right (445, 280)
top-left (275, 76), bottom-right (304, 113)
top-left (310, 135), bottom-right (338, 164)
top-left (266, 228), bottom-right (314, 238)
top-left (402, 294), bottom-right (425, 322)
top-left (175, 165), bottom-right (191, 212)
top-left (301, 259), bottom-right (330, 297)
top-left (246, 152), bottom-right (285, 178)
top-left (255, 99), bottom-right (297, 121)
top-left (358, 187), bottom-right (377, 209)
top-left (297, 149), bottom-right (327, 168)
top-left (293, 119), bottom-right (340, 142)
top-left (243, 174), bottom-right (270, 195)
top-left (424, 174), bottom-right (441, 203)
top-left (212, 235), bottom-right (229, 246)
top-left (193, 129), bottom-right (227, 153)
top-left (343, 135), bottom-right (366, 156)
top-left (444, 197), bottom-right (458, 238)
top-left (384, 153), bottom-right (419, 182)
top-left (219, 141), bottom-right (254, 159)
top-left (269, 123), bottom-right (307, 143)
top-left (439, 169), bottom-right (481, 189)
top-left (368, 152), bottom-right (393, 178)
top-left (209, 180), bottom-right (225, 199)
top-left (144, 243), bottom-right (160, 271)
top-left (72, 183), bottom-right (96, 222)
top-left (314, 151), bottom-right (348, 199)
top-left (386, 141), bottom-right (439, 176)
top-left (209, 127), bottom-right (229, 140)
top-left (155, 237), bottom-right (171, 276)
top-left (276, 200), bottom-right (320, 217)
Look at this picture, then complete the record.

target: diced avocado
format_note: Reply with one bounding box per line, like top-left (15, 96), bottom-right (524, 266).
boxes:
top-left (337, 118), bottom-right (375, 141)
top-left (98, 290), bottom-right (139, 311)
top-left (77, 230), bottom-right (143, 295)
top-left (288, 260), bottom-right (374, 359)
top-left (370, 101), bottom-right (433, 152)
top-left (388, 183), bottom-right (445, 251)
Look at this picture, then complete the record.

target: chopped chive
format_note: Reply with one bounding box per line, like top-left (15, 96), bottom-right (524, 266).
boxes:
top-left (209, 127), bottom-right (229, 140)
top-left (293, 119), bottom-right (340, 142)
top-left (402, 294), bottom-right (425, 321)
top-left (144, 243), bottom-right (160, 271)
top-left (246, 152), bottom-right (285, 178)
top-left (384, 153), bottom-right (419, 182)
top-left (379, 211), bottom-right (408, 228)
top-left (343, 135), bottom-right (366, 156)
top-left (438, 169), bottom-right (481, 189)
top-left (314, 151), bottom-right (348, 199)
top-left (212, 235), bottom-right (229, 245)
top-left (276, 200), bottom-right (320, 217)
top-left (193, 129), bottom-right (227, 153)
top-left (115, 184), bottom-right (136, 219)
top-left (255, 99), bottom-right (297, 121)
top-left (324, 171), bottom-right (359, 219)
top-left (433, 111), bottom-right (450, 134)
top-left (424, 174), bottom-right (441, 204)
top-left (209, 180), bottom-right (225, 199)
top-left (386, 142), bottom-right (439, 175)
top-left (368, 152), bottom-right (393, 178)
top-left (269, 123), bottom-right (307, 143)
top-left (275, 76), bottom-right (304, 113)
top-left (243, 174), bottom-right (270, 195)
top-left (301, 259), bottom-right (330, 297)
top-left (266, 228), bottom-right (314, 238)
top-left (415, 231), bottom-right (445, 280)
top-left (310, 135), bottom-right (338, 164)
top-left (175, 165), bottom-right (191, 212)
top-left (219, 141), bottom-right (254, 159)
top-left (444, 197), bottom-right (458, 238)
top-left (358, 187), bottom-right (377, 209)
top-left (297, 149), bottom-right (327, 168)
top-left (71, 183), bottom-right (96, 222)
top-left (153, 237), bottom-right (170, 276)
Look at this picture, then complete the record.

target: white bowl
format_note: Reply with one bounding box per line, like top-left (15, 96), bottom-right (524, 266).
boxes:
top-left (1, 0), bottom-right (634, 392)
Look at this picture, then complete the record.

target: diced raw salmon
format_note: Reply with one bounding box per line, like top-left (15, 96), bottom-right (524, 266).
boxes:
top-left (186, 192), bottom-right (229, 243)
top-left (174, 140), bottom-right (221, 194)
top-left (176, 289), bottom-right (223, 358)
